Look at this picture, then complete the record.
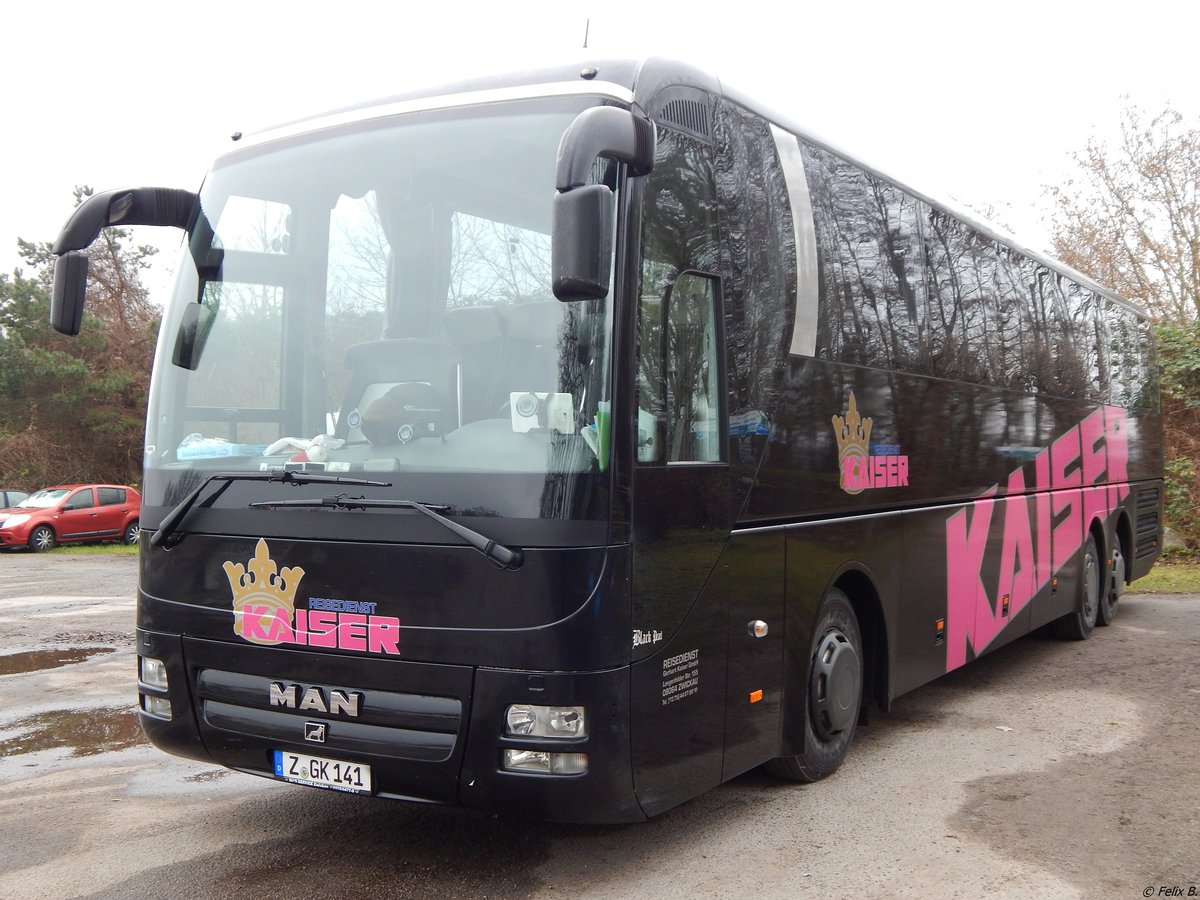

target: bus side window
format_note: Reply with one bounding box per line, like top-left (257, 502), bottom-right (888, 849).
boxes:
top-left (637, 125), bottom-right (720, 465)
top-left (664, 272), bottom-right (723, 463)
top-left (637, 295), bottom-right (665, 462)
top-left (635, 273), bottom-right (724, 464)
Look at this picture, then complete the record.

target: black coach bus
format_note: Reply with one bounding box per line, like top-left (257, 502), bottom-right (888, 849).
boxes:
top-left (49, 58), bottom-right (1162, 823)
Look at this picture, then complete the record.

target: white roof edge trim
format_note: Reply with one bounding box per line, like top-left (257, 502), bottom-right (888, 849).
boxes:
top-left (234, 81), bottom-right (636, 151)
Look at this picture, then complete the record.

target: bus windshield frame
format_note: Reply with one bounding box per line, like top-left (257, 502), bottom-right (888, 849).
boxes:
top-left (142, 95), bottom-right (620, 542)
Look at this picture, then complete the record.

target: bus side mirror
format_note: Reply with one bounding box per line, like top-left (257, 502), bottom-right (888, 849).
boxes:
top-left (49, 186), bottom-right (198, 335)
top-left (51, 251), bottom-right (89, 336)
top-left (552, 185), bottom-right (614, 301)
top-left (551, 106), bottom-right (654, 302)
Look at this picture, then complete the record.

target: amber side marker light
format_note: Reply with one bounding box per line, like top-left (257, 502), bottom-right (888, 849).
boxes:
top-left (748, 689), bottom-right (763, 704)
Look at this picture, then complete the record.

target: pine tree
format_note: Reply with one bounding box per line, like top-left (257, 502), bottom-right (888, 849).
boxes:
top-left (0, 188), bottom-right (160, 489)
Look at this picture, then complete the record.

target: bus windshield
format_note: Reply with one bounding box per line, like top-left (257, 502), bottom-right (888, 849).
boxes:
top-left (144, 97), bottom-right (616, 532)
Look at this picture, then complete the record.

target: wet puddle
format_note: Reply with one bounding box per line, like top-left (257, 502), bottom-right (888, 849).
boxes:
top-left (0, 706), bottom-right (145, 758)
top-left (0, 647), bottom-right (116, 676)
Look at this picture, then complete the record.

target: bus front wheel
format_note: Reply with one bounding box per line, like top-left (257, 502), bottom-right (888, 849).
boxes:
top-left (766, 588), bottom-right (863, 782)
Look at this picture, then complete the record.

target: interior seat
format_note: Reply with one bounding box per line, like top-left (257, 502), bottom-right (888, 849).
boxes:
top-left (498, 301), bottom-right (564, 402)
top-left (335, 338), bottom-right (462, 443)
top-left (442, 305), bottom-right (507, 422)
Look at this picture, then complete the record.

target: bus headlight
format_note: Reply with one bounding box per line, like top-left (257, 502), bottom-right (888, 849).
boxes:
top-left (138, 656), bottom-right (172, 720)
top-left (502, 749), bottom-right (588, 775)
top-left (138, 656), bottom-right (169, 690)
top-left (504, 704), bottom-right (587, 738)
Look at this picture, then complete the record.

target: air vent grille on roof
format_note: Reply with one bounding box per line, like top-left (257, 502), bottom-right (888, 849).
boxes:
top-left (658, 99), bottom-right (711, 140)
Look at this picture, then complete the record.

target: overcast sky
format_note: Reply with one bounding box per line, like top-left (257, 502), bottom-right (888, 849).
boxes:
top-left (3, 0), bottom-right (1197, 298)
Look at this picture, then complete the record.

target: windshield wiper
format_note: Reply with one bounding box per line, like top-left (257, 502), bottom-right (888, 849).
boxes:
top-left (150, 471), bottom-right (391, 549)
top-left (249, 494), bottom-right (524, 570)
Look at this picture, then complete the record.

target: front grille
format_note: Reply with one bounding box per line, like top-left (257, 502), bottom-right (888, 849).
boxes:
top-left (196, 669), bottom-right (461, 761)
top-left (180, 637), bottom-right (474, 803)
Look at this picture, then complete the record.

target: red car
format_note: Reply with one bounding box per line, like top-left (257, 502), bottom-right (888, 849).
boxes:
top-left (0, 484), bottom-right (141, 551)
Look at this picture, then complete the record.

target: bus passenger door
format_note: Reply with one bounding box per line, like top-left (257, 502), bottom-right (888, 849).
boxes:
top-left (629, 269), bottom-right (732, 817)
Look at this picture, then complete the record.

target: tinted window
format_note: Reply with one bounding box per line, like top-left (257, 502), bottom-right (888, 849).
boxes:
top-left (665, 273), bottom-right (723, 462)
top-left (1105, 299), bottom-right (1154, 408)
top-left (638, 127), bottom-right (722, 465)
top-left (64, 490), bottom-right (95, 511)
top-left (799, 142), bottom-right (1129, 402)
top-left (98, 488), bottom-right (127, 506)
top-left (714, 100), bottom-right (796, 506)
top-left (922, 212), bottom-right (998, 384)
top-left (801, 141), bottom-right (923, 371)
top-left (1061, 279), bottom-right (1104, 401)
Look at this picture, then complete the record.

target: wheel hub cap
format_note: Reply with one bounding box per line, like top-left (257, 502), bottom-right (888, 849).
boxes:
top-left (810, 629), bottom-right (861, 739)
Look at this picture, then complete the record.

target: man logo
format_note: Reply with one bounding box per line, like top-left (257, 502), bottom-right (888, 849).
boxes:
top-left (304, 722), bottom-right (327, 743)
top-left (269, 681), bottom-right (363, 717)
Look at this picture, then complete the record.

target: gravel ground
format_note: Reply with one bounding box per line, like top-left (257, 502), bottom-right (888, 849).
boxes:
top-left (0, 551), bottom-right (1196, 900)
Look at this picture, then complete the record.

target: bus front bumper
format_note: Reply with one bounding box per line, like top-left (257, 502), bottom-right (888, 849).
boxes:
top-left (136, 628), bottom-right (644, 824)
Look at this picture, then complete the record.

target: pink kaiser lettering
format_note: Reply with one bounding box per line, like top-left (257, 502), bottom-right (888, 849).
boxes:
top-left (233, 606), bottom-right (402, 655)
top-left (944, 408), bottom-right (1131, 671)
top-left (945, 492), bottom-right (996, 671)
top-left (841, 454), bottom-right (910, 492)
top-left (223, 539), bottom-right (401, 656)
top-left (832, 392), bottom-right (911, 494)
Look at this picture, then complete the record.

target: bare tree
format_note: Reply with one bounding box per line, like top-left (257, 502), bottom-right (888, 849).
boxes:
top-left (1047, 105), bottom-right (1200, 547)
top-left (1046, 104), bottom-right (1200, 323)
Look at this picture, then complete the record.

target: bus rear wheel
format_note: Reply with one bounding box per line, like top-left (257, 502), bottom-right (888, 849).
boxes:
top-left (766, 588), bottom-right (862, 783)
top-left (1097, 544), bottom-right (1124, 626)
top-left (1053, 534), bottom-right (1100, 640)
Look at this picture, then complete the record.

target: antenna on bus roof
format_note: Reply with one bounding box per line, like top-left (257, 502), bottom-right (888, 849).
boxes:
top-left (582, 18), bottom-right (590, 49)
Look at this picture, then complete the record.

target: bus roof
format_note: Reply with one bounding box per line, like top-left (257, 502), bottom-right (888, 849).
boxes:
top-left (233, 57), bottom-right (1145, 320)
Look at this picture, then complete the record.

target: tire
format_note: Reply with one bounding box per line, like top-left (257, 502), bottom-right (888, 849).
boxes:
top-left (1097, 543), bottom-right (1124, 626)
top-left (766, 588), bottom-right (863, 782)
top-left (123, 520), bottom-right (140, 546)
top-left (1052, 533), bottom-right (1100, 640)
top-left (28, 525), bottom-right (56, 552)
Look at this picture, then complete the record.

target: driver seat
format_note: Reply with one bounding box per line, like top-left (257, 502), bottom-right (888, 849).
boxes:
top-left (335, 338), bottom-right (462, 442)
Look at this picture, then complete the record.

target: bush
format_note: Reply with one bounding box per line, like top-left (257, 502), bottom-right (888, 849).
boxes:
top-left (1157, 320), bottom-right (1200, 550)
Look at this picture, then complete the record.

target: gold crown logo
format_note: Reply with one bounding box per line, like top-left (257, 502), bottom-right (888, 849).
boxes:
top-left (832, 392), bottom-right (872, 494)
top-left (223, 539), bottom-right (304, 645)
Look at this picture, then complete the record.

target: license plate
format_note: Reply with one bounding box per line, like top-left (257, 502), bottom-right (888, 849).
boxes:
top-left (273, 750), bottom-right (372, 795)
